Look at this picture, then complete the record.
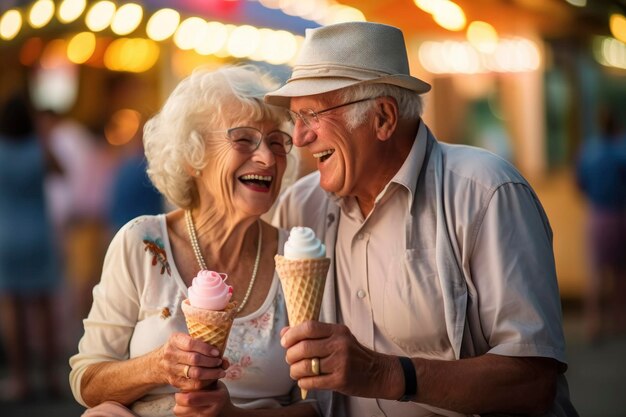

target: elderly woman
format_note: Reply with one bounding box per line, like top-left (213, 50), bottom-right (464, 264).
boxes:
top-left (69, 66), bottom-right (317, 417)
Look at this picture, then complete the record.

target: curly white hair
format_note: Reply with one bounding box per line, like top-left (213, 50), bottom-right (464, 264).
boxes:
top-left (143, 65), bottom-right (290, 209)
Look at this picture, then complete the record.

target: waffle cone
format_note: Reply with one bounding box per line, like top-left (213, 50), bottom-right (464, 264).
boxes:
top-left (181, 299), bottom-right (237, 357)
top-left (274, 255), bottom-right (330, 327)
top-left (275, 255), bottom-right (330, 399)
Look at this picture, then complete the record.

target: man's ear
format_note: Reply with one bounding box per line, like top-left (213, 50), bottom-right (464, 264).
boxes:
top-left (374, 96), bottom-right (398, 141)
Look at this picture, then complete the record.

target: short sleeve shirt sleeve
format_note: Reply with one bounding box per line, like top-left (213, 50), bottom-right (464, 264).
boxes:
top-left (469, 182), bottom-right (567, 364)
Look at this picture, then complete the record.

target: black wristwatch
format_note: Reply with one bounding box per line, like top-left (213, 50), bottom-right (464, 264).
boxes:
top-left (397, 356), bottom-right (417, 402)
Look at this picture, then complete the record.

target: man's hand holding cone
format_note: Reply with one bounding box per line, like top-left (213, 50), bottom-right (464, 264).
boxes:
top-left (275, 227), bottom-right (330, 399)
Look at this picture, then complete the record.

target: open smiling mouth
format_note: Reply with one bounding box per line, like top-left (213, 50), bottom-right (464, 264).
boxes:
top-left (313, 149), bottom-right (335, 163)
top-left (239, 174), bottom-right (273, 190)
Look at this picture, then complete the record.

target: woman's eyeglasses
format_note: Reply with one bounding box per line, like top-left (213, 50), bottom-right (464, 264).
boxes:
top-left (288, 98), bottom-right (374, 130)
top-left (220, 127), bottom-right (293, 155)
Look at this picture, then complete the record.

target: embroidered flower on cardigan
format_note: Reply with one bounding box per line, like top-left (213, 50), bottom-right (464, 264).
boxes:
top-left (143, 237), bottom-right (171, 276)
top-left (160, 307), bottom-right (172, 319)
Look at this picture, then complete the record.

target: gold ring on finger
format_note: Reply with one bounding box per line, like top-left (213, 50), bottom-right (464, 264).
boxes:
top-left (183, 364), bottom-right (191, 379)
top-left (311, 357), bottom-right (321, 375)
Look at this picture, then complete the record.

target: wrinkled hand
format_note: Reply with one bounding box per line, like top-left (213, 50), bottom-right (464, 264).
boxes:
top-left (156, 332), bottom-right (227, 392)
top-left (280, 321), bottom-right (398, 399)
top-left (174, 381), bottom-right (233, 417)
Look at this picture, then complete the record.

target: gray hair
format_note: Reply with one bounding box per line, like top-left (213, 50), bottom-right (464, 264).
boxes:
top-left (333, 84), bottom-right (424, 130)
top-left (143, 65), bottom-right (290, 209)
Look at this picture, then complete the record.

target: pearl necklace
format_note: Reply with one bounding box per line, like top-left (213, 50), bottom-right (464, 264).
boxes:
top-left (184, 209), bottom-right (262, 314)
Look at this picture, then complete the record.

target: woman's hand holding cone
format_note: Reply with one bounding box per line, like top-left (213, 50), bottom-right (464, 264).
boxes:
top-left (156, 332), bottom-right (227, 391)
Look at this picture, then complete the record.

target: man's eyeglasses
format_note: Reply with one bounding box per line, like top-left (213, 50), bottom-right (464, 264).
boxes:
top-left (218, 127), bottom-right (293, 156)
top-left (288, 98), bottom-right (374, 130)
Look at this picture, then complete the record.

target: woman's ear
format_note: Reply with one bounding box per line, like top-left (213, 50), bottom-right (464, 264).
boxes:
top-left (375, 96), bottom-right (398, 141)
top-left (185, 165), bottom-right (199, 178)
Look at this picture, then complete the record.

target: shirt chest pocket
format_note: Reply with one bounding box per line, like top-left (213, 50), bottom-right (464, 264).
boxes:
top-left (381, 248), bottom-right (451, 355)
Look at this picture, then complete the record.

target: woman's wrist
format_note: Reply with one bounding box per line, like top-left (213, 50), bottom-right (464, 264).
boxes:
top-left (147, 347), bottom-right (167, 385)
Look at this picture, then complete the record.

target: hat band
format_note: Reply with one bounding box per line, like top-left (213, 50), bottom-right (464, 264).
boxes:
top-left (289, 63), bottom-right (401, 83)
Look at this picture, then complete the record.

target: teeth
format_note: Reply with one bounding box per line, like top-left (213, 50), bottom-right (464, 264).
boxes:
top-left (313, 149), bottom-right (334, 159)
top-left (240, 174), bottom-right (272, 181)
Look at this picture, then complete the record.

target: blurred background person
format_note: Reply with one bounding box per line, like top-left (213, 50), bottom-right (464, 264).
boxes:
top-left (0, 92), bottom-right (63, 401)
top-left (107, 130), bottom-right (164, 234)
top-left (576, 107), bottom-right (626, 344)
top-left (39, 109), bottom-right (95, 249)
top-left (38, 110), bottom-right (120, 322)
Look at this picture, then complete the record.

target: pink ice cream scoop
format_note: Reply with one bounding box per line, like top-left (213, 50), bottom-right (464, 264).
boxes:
top-left (188, 270), bottom-right (233, 311)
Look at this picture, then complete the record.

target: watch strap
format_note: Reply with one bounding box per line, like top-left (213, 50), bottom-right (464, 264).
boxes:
top-left (398, 356), bottom-right (417, 402)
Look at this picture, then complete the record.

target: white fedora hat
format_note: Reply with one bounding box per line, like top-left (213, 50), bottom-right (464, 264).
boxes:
top-left (265, 21), bottom-right (431, 108)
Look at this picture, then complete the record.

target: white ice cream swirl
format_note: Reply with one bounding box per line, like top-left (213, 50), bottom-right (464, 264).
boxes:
top-left (284, 227), bottom-right (326, 259)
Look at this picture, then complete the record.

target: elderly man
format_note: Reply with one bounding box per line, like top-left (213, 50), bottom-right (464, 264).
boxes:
top-left (267, 22), bottom-right (578, 417)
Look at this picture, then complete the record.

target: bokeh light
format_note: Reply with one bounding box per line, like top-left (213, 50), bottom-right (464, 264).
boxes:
top-left (259, 0), bottom-right (280, 9)
top-left (251, 29), bottom-right (298, 65)
top-left (432, 0), bottom-right (466, 31)
top-left (19, 37), bottom-right (45, 66)
top-left (467, 21), bottom-right (499, 54)
top-left (174, 17), bottom-right (207, 50)
top-left (30, 64), bottom-right (79, 113)
top-left (323, 5), bottom-right (366, 24)
top-left (105, 108), bottom-right (142, 146)
top-left (195, 21), bottom-right (228, 56)
top-left (414, 0), bottom-right (445, 14)
top-left (67, 32), bottom-right (96, 64)
top-left (0, 9), bottom-right (23, 41)
top-left (85, 1), bottom-right (116, 32)
top-left (146, 8), bottom-right (180, 41)
top-left (419, 37), bottom-right (541, 74)
top-left (104, 37), bottom-right (160, 73)
top-left (40, 38), bottom-right (70, 69)
top-left (111, 3), bottom-right (143, 36)
top-left (29, 0), bottom-right (55, 29)
top-left (593, 36), bottom-right (626, 70)
top-left (609, 13), bottom-right (626, 44)
top-left (58, 0), bottom-right (87, 24)
top-left (227, 25), bottom-right (260, 58)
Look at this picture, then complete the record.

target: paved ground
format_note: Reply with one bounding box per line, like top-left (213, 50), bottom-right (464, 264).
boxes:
top-left (1, 306), bottom-right (625, 416)
top-left (561, 308), bottom-right (626, 417)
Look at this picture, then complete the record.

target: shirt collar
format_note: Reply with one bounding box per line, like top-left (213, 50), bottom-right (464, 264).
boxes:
top-left (375, 120), bottom-right (427, 211)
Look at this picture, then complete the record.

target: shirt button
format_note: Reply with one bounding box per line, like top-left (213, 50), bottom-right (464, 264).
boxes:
top-left (357, 289), bottom-right (366, 298)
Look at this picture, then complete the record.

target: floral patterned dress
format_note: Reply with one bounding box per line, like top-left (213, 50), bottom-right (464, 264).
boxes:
top-left (69, 215), bottom-right (295, 417)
